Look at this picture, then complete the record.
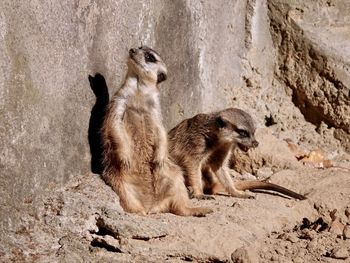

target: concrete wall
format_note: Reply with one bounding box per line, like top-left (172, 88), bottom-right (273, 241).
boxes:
top-left (0, 0), bottom-right (252, 211)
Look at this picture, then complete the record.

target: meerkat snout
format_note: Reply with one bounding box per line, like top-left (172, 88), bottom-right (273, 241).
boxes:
top-left (235, 128), bottom-right (258, 152)
top-left (129, 48), bottom-right (136, 56)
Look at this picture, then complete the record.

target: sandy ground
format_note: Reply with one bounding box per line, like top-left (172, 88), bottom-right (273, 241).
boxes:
top-left (1, 135), bottom-right (349, 263)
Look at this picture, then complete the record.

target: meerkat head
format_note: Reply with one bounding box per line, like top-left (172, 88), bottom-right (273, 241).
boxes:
top-left (215, 108), bottom-right (259, 152)
top-left (127, 46), bottom-right (167, 85)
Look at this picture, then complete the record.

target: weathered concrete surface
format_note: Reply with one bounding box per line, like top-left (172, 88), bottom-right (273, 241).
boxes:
top-left (1, 0), bottom-right (350, 261)
top-left (0, 0), bottom-right (252, 231)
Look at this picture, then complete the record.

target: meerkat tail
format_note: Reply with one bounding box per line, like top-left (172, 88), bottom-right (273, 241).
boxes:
top-left (234, 180), bottom-right (307, 200)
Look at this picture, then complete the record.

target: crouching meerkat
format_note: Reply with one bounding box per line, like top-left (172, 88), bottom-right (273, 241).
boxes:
top-left (168, 108), bottom-right (306, 200)
top-left (101, 46), bottom-right (212, 216)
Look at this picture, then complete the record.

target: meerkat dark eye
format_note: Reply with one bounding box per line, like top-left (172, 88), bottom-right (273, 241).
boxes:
top-left (236, 129), bottom-right (249, 138)
top-left (216, 117), bottom-right (226, 128)
top-left (144, 52), bottom-right (157, 63)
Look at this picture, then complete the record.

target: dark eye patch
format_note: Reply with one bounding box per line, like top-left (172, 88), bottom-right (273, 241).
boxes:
top-left (144, 52), bottom-right (157, 63)
top-left (216, 117), bottom-right (226, 128)
top-left (235, 129), bottom-right (249, 138)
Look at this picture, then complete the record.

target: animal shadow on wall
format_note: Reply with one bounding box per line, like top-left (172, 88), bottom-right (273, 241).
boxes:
top-left (88, 73), bottom-right (109, 174)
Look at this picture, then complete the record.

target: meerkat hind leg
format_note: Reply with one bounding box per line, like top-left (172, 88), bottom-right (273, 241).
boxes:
top-left (170, 193), bottom-right (213, 217)
top-left (148, 198), bottom-right (212, 217)
top-left (148, 196), bottom-right (212, 217)
top-left (148, 198), bottom-right (172, 215)
top-left (160, 171), bottom-right (213, 217)
top-left (172, 182), bottom-right (213, 216)
top-left (174, 205), bottom-right (213, 217)
top-left (118, 181), bottom-right (147, 215)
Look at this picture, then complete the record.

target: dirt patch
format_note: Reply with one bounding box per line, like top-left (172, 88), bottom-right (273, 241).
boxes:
top-left (254, 208), bottom-right (350, 262)
top-left (1, 162), bottom-right (349, 262)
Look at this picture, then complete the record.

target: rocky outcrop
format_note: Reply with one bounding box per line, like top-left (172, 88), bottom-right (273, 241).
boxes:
top-left (268, 0), bottom-right (350, 151)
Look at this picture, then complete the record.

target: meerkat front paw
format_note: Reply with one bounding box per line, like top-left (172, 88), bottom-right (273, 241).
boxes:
top-left (147, 207), bottom-right (160, 215)
top-left (117, 150), bottom-right (132, 169)
top-left (187, 187), bottom-right (214, 200)
top-left (152, 150), bottom-right (167, 169)
top-left (229, 190), bottom-right (255, 199)
top-left (193, 194), bottom-right (216, 200)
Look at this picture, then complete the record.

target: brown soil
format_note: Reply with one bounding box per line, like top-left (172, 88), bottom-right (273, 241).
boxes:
top-left (1, 137), bottom-right (349, 262)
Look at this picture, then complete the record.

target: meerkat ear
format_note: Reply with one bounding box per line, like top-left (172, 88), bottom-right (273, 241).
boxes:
top-left (216, 116), bottom-right (226, 128)
top-left (157, 72), bottom-right (167, 83)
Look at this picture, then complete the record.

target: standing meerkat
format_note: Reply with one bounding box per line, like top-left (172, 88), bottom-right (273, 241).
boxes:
top-left (168, 108), bottom-right (306, 200)
top-left (101, 46), bottom-right (212, 216)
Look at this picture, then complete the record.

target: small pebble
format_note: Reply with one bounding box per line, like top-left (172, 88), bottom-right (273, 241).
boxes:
top-left (345, 208), bottom-right (350, 220)
top-left (306, 240), bottom-right (318, 251)
top-left (297, 249), bottom-right (306, 257)
top-left (239, 172), bottom-right (256, 180)
top-left (293, 257), bottom-right (304, 263)
top-left (270, 254), bottom-right (280, 261)
top-left (331, 247), bottom-right (349, 259)
top-left (231, 247), bottom-right (259, 263)
top-left (286, 234), bottom-right (299, 243)
top-left (329, 219), bottom-right (345, 236)
top-left (275, 248), bottom-right (285, 256)
top-left (343, 225), bottom-right (350, 239)
top-left (256, 167), bottom-right (273, 179)
top-left (300, 229), bottom-right (316, 240)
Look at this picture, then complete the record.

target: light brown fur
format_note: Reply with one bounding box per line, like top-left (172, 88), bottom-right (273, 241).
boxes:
top-left (101, 46), bottom-right (212, 216)
top-left (168, 108), bottom-right (306, 200)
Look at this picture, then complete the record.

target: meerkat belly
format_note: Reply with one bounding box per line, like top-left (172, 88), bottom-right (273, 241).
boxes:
top-left (122, 102), bottom-right (159, 204)
top-left (125, 111), bottom-right (156, 158)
